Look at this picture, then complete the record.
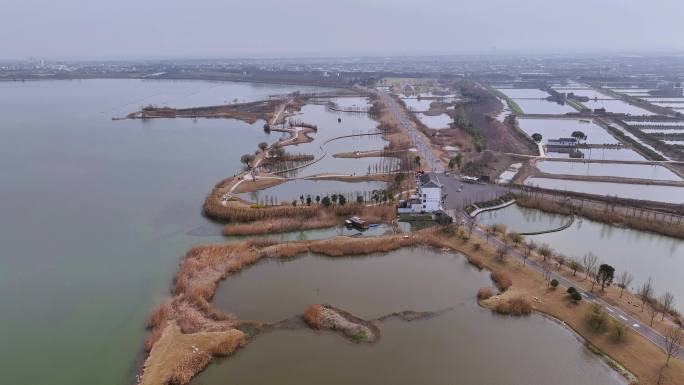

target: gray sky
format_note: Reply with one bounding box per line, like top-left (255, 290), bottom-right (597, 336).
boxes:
top-left (3, 0), bottom-right (684, 59)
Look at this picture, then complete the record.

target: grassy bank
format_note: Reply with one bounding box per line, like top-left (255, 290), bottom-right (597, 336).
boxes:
top-left (484, 85), bottom-right (524, 115)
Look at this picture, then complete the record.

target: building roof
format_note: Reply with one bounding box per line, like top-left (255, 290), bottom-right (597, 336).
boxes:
top-left (421, 180), bottom-right (441, 188)
top-left (418, 173), bottom-right (442, 189)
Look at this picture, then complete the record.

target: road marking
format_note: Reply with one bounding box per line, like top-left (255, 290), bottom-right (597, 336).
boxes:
top-left (633, 323), bottom-right (640, 328)
top-left (619, 315), bottom-right (628, 321)
top-left (606, 307), bottom-right (614, 313)
top-left (581, 292), bottom-right (589, 298)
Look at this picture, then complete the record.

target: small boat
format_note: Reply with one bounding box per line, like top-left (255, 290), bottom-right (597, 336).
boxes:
top-left (579, 119), bottom-right (590, 124)
top-left (346, 216), bottom-right (369, 229)
top-left (350, 232), bottom-right (363, 238)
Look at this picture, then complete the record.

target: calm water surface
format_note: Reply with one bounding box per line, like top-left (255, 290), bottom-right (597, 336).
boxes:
top-left (525, 177), bottom-right (684, 204)
top-left (537, 161), bottom-right (682, 181)
top-left (477, 205), bottom-right (684, 308)
top-left (197, 248), bottom-right (626, 385)
top-left (0, 79), bottom-right (315, 385)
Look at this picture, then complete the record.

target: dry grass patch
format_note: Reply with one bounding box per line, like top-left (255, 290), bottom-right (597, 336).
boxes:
top-left (477, 287), bottom-right (494, 300)
top-left (495, 297), bottom-right (533, 316)
top-left (490, 270), bottom-right (512, 291)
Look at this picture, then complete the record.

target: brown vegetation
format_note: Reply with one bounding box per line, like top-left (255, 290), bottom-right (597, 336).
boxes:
top-left (495, 297), bottom-right (533, 316)
top-left (221, 204), bottom-right (396, 235)
top-left (477, 287), bottom-right (494, 300)
top-left (490, 270), bottom-right (512, 291)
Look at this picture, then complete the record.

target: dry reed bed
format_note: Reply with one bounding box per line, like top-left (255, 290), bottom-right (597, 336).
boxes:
top-left (222, 205), bottom-right (395, 235)
top-left (515, 195), bottom-right (684, 239)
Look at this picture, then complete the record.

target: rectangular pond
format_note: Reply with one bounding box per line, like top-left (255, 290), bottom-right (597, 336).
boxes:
top-left (537, 161), bottom-right (683, 181)
top-left (583, 99), bottom-right (655, 116)
top-left (416, 113), bottom-right (452, 129)
top-left (525, 178), bottom-right (684, 204)
top-left (545, 148), bottom-right (646, 161)
top-left (518, 118), bottom-right (619, 145)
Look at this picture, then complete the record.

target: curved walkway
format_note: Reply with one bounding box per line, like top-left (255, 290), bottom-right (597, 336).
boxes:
top-left (518, 215), bottom-right (575, 236)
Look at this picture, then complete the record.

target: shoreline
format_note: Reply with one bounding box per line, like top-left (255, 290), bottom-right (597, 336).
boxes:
top-left (139, 228), bottom-right (684, 385)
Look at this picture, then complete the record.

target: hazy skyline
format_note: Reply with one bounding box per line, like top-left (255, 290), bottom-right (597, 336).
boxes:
top-left (3, 0), bottom-right (684, 59)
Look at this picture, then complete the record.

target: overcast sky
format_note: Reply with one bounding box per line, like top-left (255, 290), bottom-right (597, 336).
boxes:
top-left (3, 0), bottom-right (684, 59)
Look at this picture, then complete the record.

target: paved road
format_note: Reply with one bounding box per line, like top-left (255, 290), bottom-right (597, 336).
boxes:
top-left (379, 91), bottom-right (444, 173)
top-left (434, 173), bottom-right (507, 212)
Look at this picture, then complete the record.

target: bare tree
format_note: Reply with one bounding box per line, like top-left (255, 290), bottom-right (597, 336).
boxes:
top-left (664, 326), bottom-right (682, 366)
top-left (661, 292), bottom-right (675, 322)
top-left (582, 253), bottom-right (598, 281)
top-left (648, 302), bottom-right (659, 326)
top-left (538, 244), bottom-right (553, 261)
top-left (541, 261), bottom-right (553, 284)
top-left (495, 245), bottom-right (508, 263)
top-left (588, 266), bottom-right (599, 292)
top-left (616, 271), bottom-right (634, 298)
top-left (568, 258), bottom-right (582, 277)
top-left (639, 277), bottom-right (654, 312)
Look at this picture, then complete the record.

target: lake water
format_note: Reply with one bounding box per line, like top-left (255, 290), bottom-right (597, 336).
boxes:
top-left (518, 118), bottom-right (619, 144)
top-left (477, 205), bottom-right (684, 308)
top-left (525, 178), bottom-right (684, 204)
top-left (195, 248), bottom-right (625, 385)
top-left (0, 79), bottom-right (320, 385)
top-left (537, 161), bottom-right (683, 181)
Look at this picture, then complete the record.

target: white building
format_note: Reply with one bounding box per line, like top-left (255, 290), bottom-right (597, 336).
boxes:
top-left (398, 173), bottom-right (443, 213)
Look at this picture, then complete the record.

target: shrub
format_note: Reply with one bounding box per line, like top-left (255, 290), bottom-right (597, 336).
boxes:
top-left (586, 303), bottom-right (608, 332)
top-left (477, 287), bottom-right (494, 300)
top-left (495, 297), bottom-right (532, 316)
top-left (490, 270), bottom-right (512, 291)
top-left (472, 243), bottom-right (481, 251)
top-left (610, 318), bottom-right (628, 342)
top-left (567, 286), bottom-right (577, 294)
top-left (468, 255), bottom-right (485, 270)
top-left (550, 279), bottom-right (559, 288)
top-left (571, 291), bottom-right (583, 302)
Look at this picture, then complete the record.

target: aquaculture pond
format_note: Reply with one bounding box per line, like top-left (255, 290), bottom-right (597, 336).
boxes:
top-left (236, 179), bottom-right (388, 204)
top-left (496, 88), bottom-right (550, 99)
top-left (544, 148), bottom-right (646, 161)
top-left (553, 88), bottom-right (611, 100)
top-left (416, 112), bottom-right (452, 129)
top-left (402, 97), bottom-right (435, 111)
top-left (196, 248), bottom-right (626, 385)
top-left (583, 99), bottom-right (655, 116)
top-left (518, 118), bottom-right (619, 145)
top-left (525, 178), bottom-right (684, 204)
top-left (477, 204), bottom-right (684, 309)
top-left (537, 161), bottom-right (683, 181)
top-left (514, 99), bottom-right (577, 114)
top-left (0, 79), bottom-right (318, 385)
